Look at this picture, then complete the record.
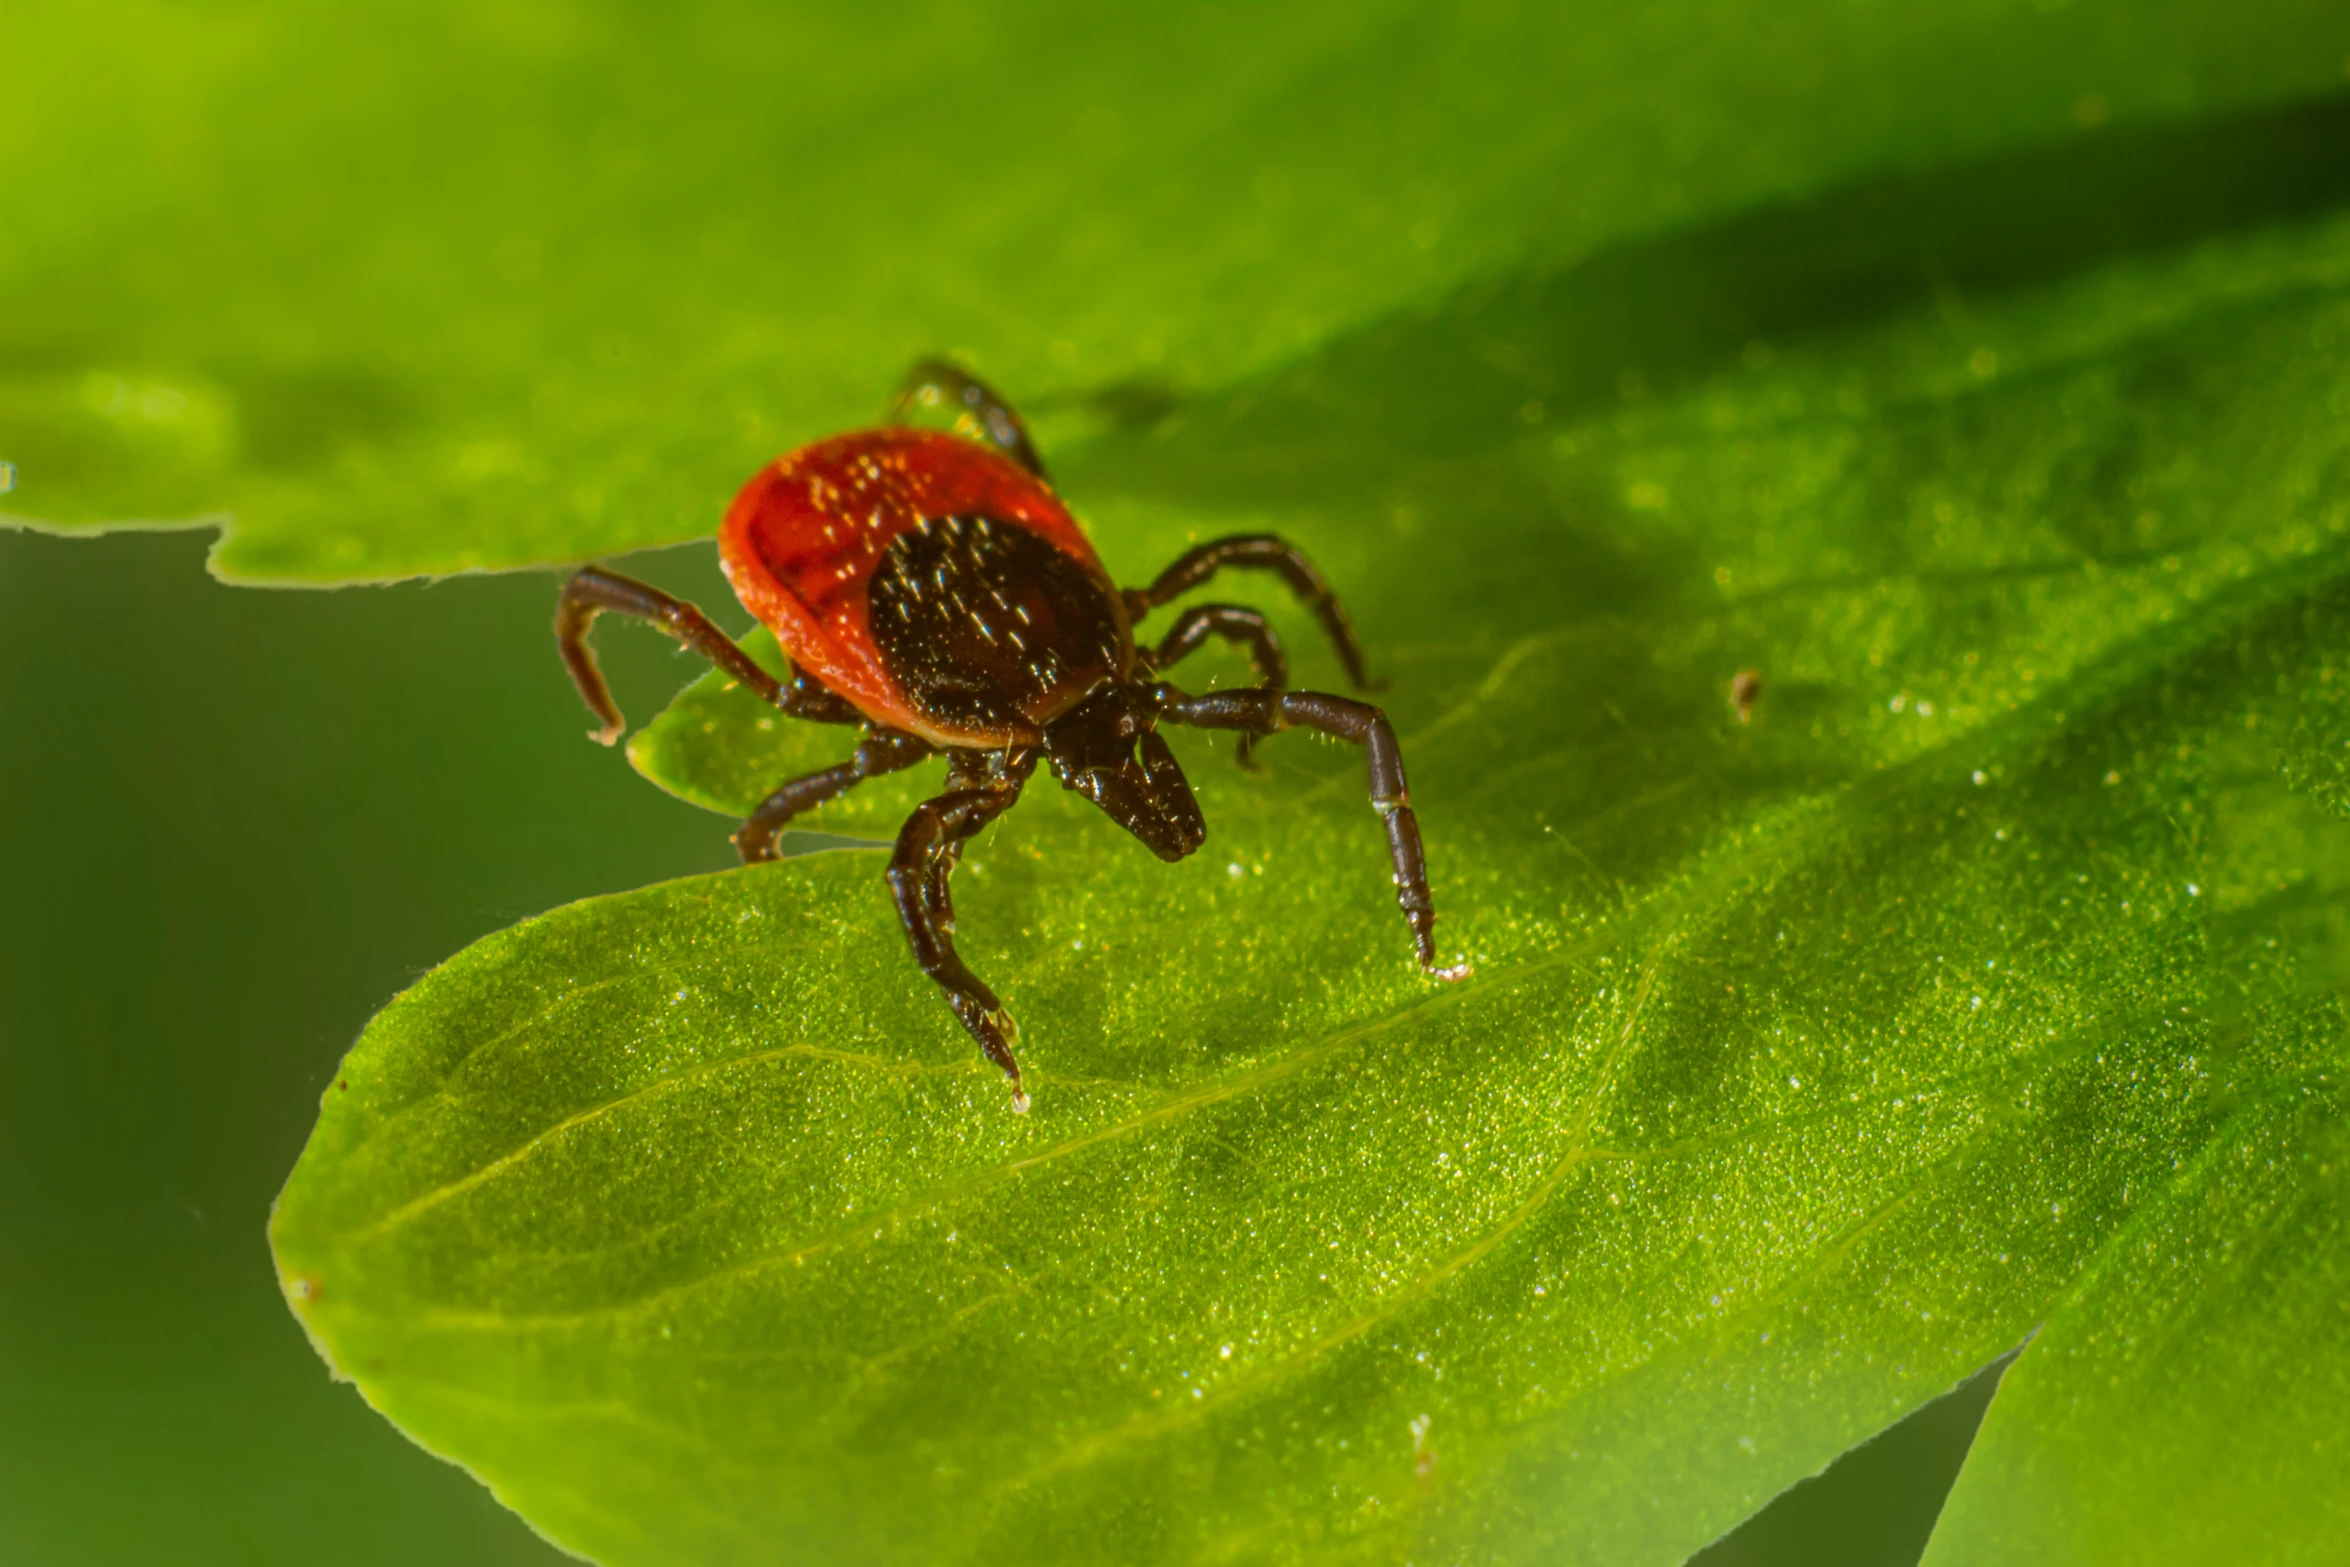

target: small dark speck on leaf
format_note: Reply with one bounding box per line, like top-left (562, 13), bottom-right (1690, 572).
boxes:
top-left (1730, 669), bottom-right (1763, 723)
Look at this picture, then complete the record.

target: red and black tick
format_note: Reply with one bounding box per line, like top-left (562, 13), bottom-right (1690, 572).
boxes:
top-left (556, 361), bottom-right (1467, 1111)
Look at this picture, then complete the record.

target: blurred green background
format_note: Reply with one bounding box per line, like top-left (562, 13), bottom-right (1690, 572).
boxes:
top-left (0, 528), bottom-right (1995, 1564)
top-left (0, 530), bottom-right (734, 1564)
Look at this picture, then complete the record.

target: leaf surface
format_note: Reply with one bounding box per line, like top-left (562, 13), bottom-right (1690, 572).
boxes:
top-left (6, 1), bottom-right (2348, 580)
top-left (1922, 695), bottom-right (2350, 1567)
top-left (274, 101), bottom-right (2350, 1564)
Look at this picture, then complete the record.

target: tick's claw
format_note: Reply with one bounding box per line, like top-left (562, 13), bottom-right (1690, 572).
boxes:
top-left (1427, 959), bottom-right (1473, 982)
top-left (1008, 1083), bottom-right (1032, 1114)
top-left (590, 722), bottom-right (623, 747)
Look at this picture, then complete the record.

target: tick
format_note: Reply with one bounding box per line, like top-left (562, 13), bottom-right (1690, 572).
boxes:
top-left (557, 361), bottom-right (1467, 1110)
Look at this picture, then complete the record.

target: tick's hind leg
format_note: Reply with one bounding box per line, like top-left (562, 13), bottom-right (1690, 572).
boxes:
top-left (555, 565), bottom-right (858, 743)
top-left (1154, 684), bottom-right (1469, 981)
top-left (887, 756), bottom-right (1037, 1109)
top-left (733, 728), bottom-right (935, 862)
top-left (890, 359), bottom-right (1048, 481)
top-left (1145, 604), bottom-right (1287, 770)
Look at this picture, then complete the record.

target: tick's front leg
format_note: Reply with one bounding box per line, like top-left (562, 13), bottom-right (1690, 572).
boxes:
top-left (1156, 684), bottom-right (1469, 981)
top-left (887, 772), bottom-right (1034, 1110)
top-left (1122, 535), bottom-right (1375, 690)
top-left (1143, 603), bottom-right (1288, 769)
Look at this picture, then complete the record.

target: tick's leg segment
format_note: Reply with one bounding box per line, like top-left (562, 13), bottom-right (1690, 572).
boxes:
top-left (1154, 685), bottom-right (1469, 981)
top-left (1149, 603), bottom-right (1288, 769)
top-left (889, 359), bottom-right (1048, 482)
top-left (1122, 535), bottom-right (1375, 691)
top-left (1153, 604), bottom-right (1288, 687)
top-left (733, 728), bottom-right (936, 862)
top-left (916, 748), bottom-right (1019, 932)
top-left (889, 751), bottom-right (1038, 1108)
top-left (555, 565), bottom-right (858, 744)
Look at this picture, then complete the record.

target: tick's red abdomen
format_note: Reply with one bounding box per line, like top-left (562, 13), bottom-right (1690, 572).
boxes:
top-left (719, 427), bottom-right (1121, 744)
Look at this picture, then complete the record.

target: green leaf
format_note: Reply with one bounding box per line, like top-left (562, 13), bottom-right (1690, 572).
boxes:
top-left (7, 1), bottom-right (2349, 581)
top-left (272, 97), bottom-right (2350, 1564)
top-left (1923, 1076), bottom-right (2350, 1567)
top-left (1922, 697), bottom-right (2350, 1567)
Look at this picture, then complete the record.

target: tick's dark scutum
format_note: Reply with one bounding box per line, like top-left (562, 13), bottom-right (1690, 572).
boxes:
top-left (869, 514), bottom-right (1131, 734)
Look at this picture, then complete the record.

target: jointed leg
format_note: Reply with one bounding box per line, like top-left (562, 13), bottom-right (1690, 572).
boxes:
top-left (1154, 685), bottom-right (1469, 981)
top-left (1122, 535), bottom-right (1375, 690)
top-left (1147, 603), bottom-right (1288, 769)
top-left (888, 751), bottom-right (1039, 1108)
top-left (890, 359), bottom-right (1047, 481)
top-left (555, 565), bottom-right (858, 745)
top-left (733, 729), bottom-right (936, 862)
top-left (1151, 603), bottom-right (1287, 687)
top-left (914, 748), bottom-right (1026, 930)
